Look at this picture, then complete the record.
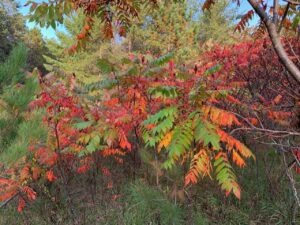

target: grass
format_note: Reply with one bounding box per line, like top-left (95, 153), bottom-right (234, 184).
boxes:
top-left (0, 144), bottom-right (299, 225)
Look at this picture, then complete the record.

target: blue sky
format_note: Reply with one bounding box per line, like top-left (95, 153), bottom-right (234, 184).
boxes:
top-left (17, 0), bottom-right (257, 40)
top-left (17, 0), bottom-right (65, 39)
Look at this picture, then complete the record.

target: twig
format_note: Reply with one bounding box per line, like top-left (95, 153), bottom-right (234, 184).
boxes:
top-left (0, 193), bottom-right (18, 209)
top-left (230, 126), bottom-right (300, 136)
top-left (278, 2), bottom-right (290, 33)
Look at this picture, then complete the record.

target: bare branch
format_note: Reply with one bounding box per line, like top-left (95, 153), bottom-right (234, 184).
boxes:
top-left (0, 193), bottom-right (18, 209)
top-left (230, 127), bottom-right (300, 136)
top-left (278, 3), bottom-right (290, 33)
top-left (283, 0), bottom-right (300, 5)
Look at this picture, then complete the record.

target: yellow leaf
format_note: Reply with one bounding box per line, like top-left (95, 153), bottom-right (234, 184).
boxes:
top-left (157, 131), bottom-right (173, 153)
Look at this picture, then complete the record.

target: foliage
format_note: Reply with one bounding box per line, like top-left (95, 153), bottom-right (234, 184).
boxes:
top-left (27, 0), bottom-right (158, 43)
top-left (44, 10), bottom-right (126, 85)
top-left (44, 10), bottom-right (97, 83)
top-left (199, 0), bottom-right (237, 46)
top-left (0, 1), bottom-right (48, 73)
top-left (0, 45), bottom-right (42, 157)
top-left (1, 146), bottom-right (299, 224)
top-left (0, 43), bottom-right (27, 89)
top-left (199, 37), bottom-right (299, 148)
top-left (22, 28), bottom-right (49, 74)
top-left (0, 1), bottom-right (299, 224)
top-left (124, 0), bottom-right (200, 61)
top-left (0, 49), bottom-right (257, 216)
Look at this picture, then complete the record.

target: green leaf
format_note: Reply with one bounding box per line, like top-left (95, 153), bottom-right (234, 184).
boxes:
top-left (150, 52), bottom-right (174, 67)
top-left (86, 142), bottom-right (96, 153)
top-left (148, 86), bottom-right (178, 99)
top-left (91, 135), bottom-right (101, 146)
top-left (127, 65), bottom-right (139, 76)
top-left (292, 15), bottom-right (300, 30)
top-left (142, 107), bottom-right (178, 148)
top-left (50, 20), bottom-right (56, 29)
top-left (213, 153), bottom-right (241, 199)
top-left (85, 79), bottom-right (118, 91)
top-left (97, 58), bottom-right (114, 74)
top-left (204, 64), bottom-right (222, 76)
top-left (163, 120), bottom-right (193, 169)
top-left (143, 107), bottom-right (178, 125)
top-left (73, 121), bottom-right (93, 130)
top-left (121, 57), bottom-right (132, 64)
top-left (194, 119), bottom-right (220, 150)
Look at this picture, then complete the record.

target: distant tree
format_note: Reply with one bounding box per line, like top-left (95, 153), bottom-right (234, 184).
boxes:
top-left (199, 0), bottom-right (237, 46)
top-left (124, 0), bottom-right (200, 61)
top-left (0, 0), bottom-right (25, 62)
top-left (0, 1), bottom-right (48, 71)
top-left (22, 28), bottom-right (49, 74)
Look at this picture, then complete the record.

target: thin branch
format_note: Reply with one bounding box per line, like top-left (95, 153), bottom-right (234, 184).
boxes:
top-left (278, 3), bottom-right (290, 33)
top-left (230, 126), bottom-right (300, 136)
top-left (230, 112), bottom-right (300, 136)
top-left (0, 193), bottom-right (18, 209)
top-left (259, 141), bottom-right (293, 148)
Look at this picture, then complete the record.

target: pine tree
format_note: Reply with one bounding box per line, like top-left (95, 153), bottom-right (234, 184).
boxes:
top-left (199, 0), bottom-right (237, 47)
top-left (124, 0), bottom-right (201, 62)
top-left (0, 44), bottom-right (45, 165)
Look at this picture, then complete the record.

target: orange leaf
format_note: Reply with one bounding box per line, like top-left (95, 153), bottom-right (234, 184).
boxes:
top-left (20, 166), bottom-right (31, 182)
top-left (227, 95), bottom-right (241, 104)
top-left (45, 170), bottom-right (57, 182)
top-left (202, 106), bottom-right (241, 127)
top-left (272, 94), bottom-right (282, 104)
top-left (17, 197), bottom-right (26, 213)
top-left (185, 149), bottom-right (211, 186)
top-left (232, 151), bottom-right (246, 167)
top-left (217, 129), bottom-right (254, 159)
top-left (248, 117), bottom-right (258, 126)
top-left (119, 130), bottom-right (131, 150)
top-left (22, 186), bottom-right (36, 201)
top-left (107, 181), bottom-right (113, 189)
top-left (32, 167), bottom-right (41, 181)
top-left (104, 98), bottom-right (119, 107)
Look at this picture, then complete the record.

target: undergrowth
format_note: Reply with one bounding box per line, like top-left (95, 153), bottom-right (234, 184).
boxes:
top-left (0, 146), bottom-right (299, 225)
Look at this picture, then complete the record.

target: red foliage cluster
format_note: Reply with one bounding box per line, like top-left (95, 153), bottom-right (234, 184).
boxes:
top-left (197, 38), bottom-right (299, 170)
top-left (1, 37), bottom-right (299, 211)
top-left (198, 38), bottom-right (299, 126)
